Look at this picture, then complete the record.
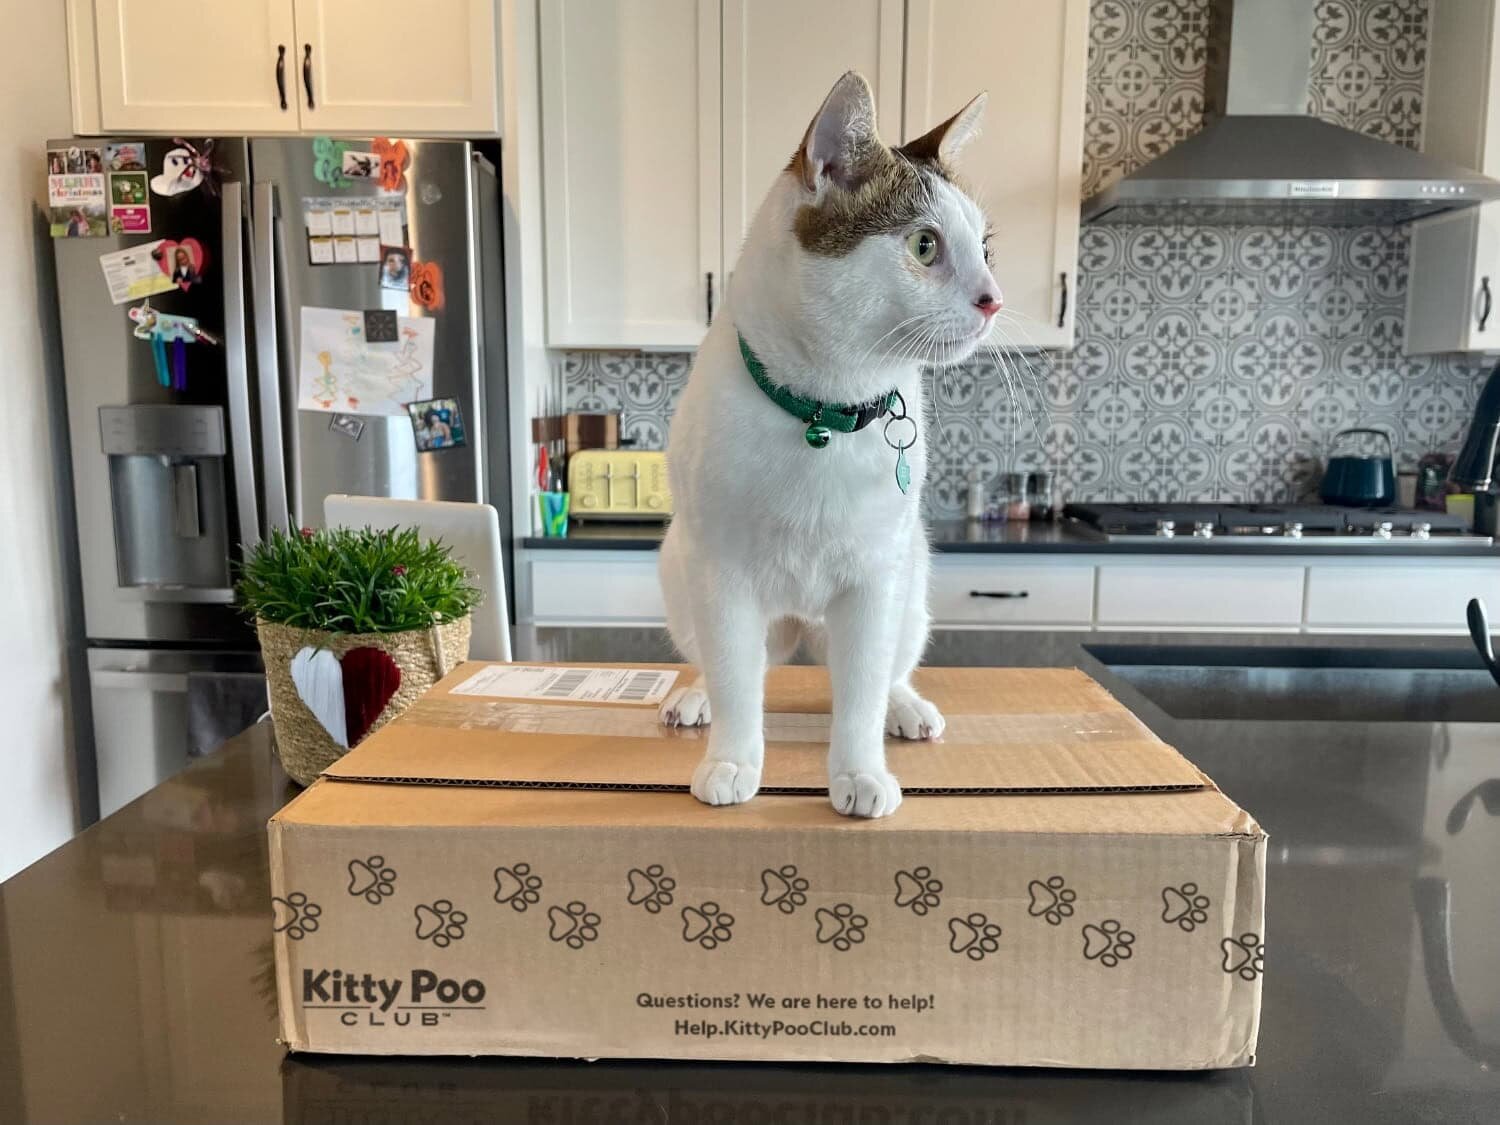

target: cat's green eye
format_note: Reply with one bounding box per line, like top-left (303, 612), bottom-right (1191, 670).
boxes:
top-left (907, 228), bottom-right (939, 266)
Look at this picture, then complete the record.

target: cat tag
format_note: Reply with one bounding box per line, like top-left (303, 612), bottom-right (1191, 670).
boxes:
top-left (895, 447), bottom-right (911, 494)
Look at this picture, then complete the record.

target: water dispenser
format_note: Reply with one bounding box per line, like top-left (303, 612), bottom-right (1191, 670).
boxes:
top-left (99, 404), bottom-right (231, 591)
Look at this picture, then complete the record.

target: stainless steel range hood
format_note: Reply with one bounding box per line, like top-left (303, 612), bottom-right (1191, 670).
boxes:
top-left (1082, 0), bottom-right (1500, 226)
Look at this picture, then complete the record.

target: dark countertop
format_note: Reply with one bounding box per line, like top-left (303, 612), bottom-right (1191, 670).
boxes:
top-left (525, 519), bottom-right (1500, 557)
top-left (3, 635), bottom-right (1498, 1122)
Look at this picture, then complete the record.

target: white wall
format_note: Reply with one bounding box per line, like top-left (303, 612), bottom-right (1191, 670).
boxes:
top-left (0, 0), bottom-right (82, 880)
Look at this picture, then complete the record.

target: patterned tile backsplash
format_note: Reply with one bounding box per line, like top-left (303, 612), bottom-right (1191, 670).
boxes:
top-left (562, 0), bottom-right (1491, 518)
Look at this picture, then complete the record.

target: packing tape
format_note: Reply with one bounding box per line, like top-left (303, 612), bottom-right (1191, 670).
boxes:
top-left (402, 698), bottom-right (1149, 747)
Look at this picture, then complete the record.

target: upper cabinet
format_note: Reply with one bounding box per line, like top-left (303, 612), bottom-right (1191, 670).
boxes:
top-left (88, 0), bottom-right (301, 134)
top-left (1406, 0), bottom-right (1500, 354)
top-left (720, 0), bottom-right (904, 275)
top-left (540, 0), bottom-right (1088, 349)
top-left (71, 0), bottom-right (501, 137)
top-left (539, 0), bottom-right (722, 349)
top-left (292, 0), bottom-right (500, 134)
top-left (905, 0), bottom-right (1087, 350)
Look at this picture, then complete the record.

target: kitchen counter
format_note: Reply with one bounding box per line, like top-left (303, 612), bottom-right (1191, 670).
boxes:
top-left (2, 636), bottom-right (1498, 1122)
top-left (525, 518), bottom-right (1500, 556)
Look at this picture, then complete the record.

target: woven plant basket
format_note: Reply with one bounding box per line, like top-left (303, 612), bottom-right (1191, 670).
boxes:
top-left (257, 615), bottom-right (471, 785)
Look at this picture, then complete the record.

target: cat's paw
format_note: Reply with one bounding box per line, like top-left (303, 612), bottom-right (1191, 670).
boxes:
top-left (886, 692), bottom-right (945, 741)
top-left (660, 683), bottom-right (711, 728)
top-left (691, 759), bottom-right (761, 806)
top-left (829, 769), bottom-right (903, 819)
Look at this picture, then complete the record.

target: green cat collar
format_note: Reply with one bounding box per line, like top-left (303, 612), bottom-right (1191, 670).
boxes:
top-left (737, 330), bottom-right (915, 493)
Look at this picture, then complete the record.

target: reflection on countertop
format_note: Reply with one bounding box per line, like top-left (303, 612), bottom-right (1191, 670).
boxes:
top-left (2, 635), bottom-right (1498, 1122)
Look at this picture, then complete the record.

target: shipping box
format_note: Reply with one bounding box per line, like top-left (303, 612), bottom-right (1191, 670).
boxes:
top-left (269, 664), bottom-right (1266, 1069)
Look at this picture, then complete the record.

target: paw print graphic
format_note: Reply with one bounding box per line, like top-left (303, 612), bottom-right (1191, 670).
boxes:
top-left (1027, 875), bottom-right (1077, 926)
top-left (1082, 919), bottom-right (1135, 968)
top-left (1221, 932), bottom-right (1265, 981)
top-left (493, 862), bottom-right (544, 912)
top-left (814, 903), bottom-right (869, 952)
top-left (892, 866), bottom-right (943, 915)
top-left (271, 892), bottom-right (322, 940)
top-left (626, 864), bottom-right (677, 913)
top-left (681, 902), bottom-right (735, 949)
top-left (547, 901), bottom-right (601, 949)
top-left (346, 856), bottom-right (397, 905)
top-left (947, 913), bottom-right (1002, 961)
top-left (1161, 882), bottom-right (1211, 932)
top-left (414, 900), bottom-right (467, 947)
top-left (760, 865), bottom-right (810, 914)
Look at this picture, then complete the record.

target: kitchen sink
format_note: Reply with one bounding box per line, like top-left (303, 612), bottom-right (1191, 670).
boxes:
top-left (1087, 644), bottom-right (1500, 723)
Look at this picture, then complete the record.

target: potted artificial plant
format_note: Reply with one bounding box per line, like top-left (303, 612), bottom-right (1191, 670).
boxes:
top-left (238, 526), bottom-right (481, 785)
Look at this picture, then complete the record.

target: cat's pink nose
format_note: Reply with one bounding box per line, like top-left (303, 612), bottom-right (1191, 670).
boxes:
top-left (974, 293), bottom-right (1002, 318)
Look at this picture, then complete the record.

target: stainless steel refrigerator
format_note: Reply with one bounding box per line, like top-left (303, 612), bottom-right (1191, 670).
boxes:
top-left (52, 136), bottom-right (511, 817)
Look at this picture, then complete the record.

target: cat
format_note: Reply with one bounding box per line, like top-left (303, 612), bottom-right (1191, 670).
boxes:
top-left (658, 71), bottom-right (1001, 818)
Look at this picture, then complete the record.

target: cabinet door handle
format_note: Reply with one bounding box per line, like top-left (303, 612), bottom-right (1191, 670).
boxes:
top-left (706, 271), bottom-right (714, 324)
top-left (275, 45), bottom-right (287, 110)
top-left (302, 44), bottom-right (315, 110)
top-left (1057, 271), bottom-right (1068, 329)
top-left (970, 589), bottom-right (1029, 599)
top-left (1480, 276), bottom-right (1492, 332)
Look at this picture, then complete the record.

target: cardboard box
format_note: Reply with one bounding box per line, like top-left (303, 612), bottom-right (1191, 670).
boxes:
top-left (269, 664), bottom-right (1266, 1069)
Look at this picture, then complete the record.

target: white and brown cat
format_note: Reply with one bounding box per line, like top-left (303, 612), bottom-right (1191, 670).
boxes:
top-left (658, 71), bottom-right (1001, 818)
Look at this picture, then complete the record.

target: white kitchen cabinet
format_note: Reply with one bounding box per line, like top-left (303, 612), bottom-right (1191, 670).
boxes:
top-left (292, 0), bottom-right (500, 134)
top-left (720, 0), bottom-right (904, 274)
top-left (904, 0), bottom-right (1088, 349)
top-left (1305, 566), bottom-right (1500, 632)
top-left (89, 0), bottom-right (301, 134)
top-left (74, 0), bottom-right (500, 136)
top-left (1096, 563), bottom-right (1306, 630)
top-left (1406, 0), bottom-right (1500, 354)
top-left (540, 0), bottom-right (721, 348)
top-left (928, 559), bottom-right (1094, 627)
top-left (530, 556), bottom-right (667, 624)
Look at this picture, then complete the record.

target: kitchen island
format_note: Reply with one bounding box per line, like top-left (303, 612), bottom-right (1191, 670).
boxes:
top-left (1, 638), bottom-right (1497, 1122)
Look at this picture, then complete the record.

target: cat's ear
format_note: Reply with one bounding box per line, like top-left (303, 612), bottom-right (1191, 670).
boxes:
top-left (897, 91), bottom-right (988, 166)
top-left (796, 71), bottom-right (880, 194)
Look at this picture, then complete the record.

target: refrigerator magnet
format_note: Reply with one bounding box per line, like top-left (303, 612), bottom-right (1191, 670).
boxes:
top-left (372, 138), bottom-right (410, 193)
top-left (150, 141), bottom-right (215, 197)
top-left (103, 142), bottom-right (147, 172)
top-left (363, 309), bottom-right (399, 343)
top-left (152, 237), bottom-right (208, 292)
top-left (342, 150), bottom-right (379, 179)
top-left (407, 398), bottom-right (466, 452)
top-left (108, 171), bottom-right (151, 234)
top-left (312, 137), bottom-right (352, 189)
top-left (307, 237), bottom-right (334, 266)
top-left (409, 259), bottom-right (444, 311)
top-left (48, 145), bottom-right (107, 237)
top-left (378, 246), bottom-right (410, 291)
top-left (329, 414), bottom-right (366, 441)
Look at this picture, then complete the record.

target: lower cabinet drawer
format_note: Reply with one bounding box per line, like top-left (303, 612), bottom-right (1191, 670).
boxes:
top-left (1305, 566), bottom-right (1500, 630)
top-left (531, 558), bottom-right (666, 622)
top-left (929, 562), bottom-right (1094, 625)
top-left (1097, 564), bottom-right (1305, 627)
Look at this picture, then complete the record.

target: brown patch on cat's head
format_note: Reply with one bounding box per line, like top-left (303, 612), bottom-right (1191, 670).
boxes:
top-left (788, 82), bottom-right (988, 259)
top-left (793, 148), bottom-right (943, 258)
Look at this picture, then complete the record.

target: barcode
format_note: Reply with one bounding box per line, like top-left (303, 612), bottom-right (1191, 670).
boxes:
top-left (615, 671), bottom-right (663, 702)
top-left (542, 670), bottom-right (590, 698)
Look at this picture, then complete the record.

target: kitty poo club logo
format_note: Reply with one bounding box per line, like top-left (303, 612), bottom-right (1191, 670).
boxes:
top-left (300, 968), bottom-right (486, 1028)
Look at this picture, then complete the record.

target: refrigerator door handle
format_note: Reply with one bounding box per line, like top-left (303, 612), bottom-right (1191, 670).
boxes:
top-left (220, 180), bottom-right (261, 549)
top-left (251, 181), bottom-right (292, 535)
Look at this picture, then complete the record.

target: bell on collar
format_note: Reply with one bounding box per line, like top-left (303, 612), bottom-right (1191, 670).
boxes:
top-left (804, 422), bottom-right (832, 449)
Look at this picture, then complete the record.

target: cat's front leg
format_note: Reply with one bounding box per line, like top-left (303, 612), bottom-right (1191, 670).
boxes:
top-left (825, 577), bottom-right (903, 818)
top-left (687, 573), bottom-right (767, 806)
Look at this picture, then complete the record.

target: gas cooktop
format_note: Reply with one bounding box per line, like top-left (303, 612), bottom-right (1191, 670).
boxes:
top-left (1062, 502), bottom-right (1491, 546)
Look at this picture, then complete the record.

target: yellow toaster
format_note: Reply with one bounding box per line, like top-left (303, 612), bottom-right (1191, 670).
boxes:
top-left (567, 449), bottom-right (673, 520)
